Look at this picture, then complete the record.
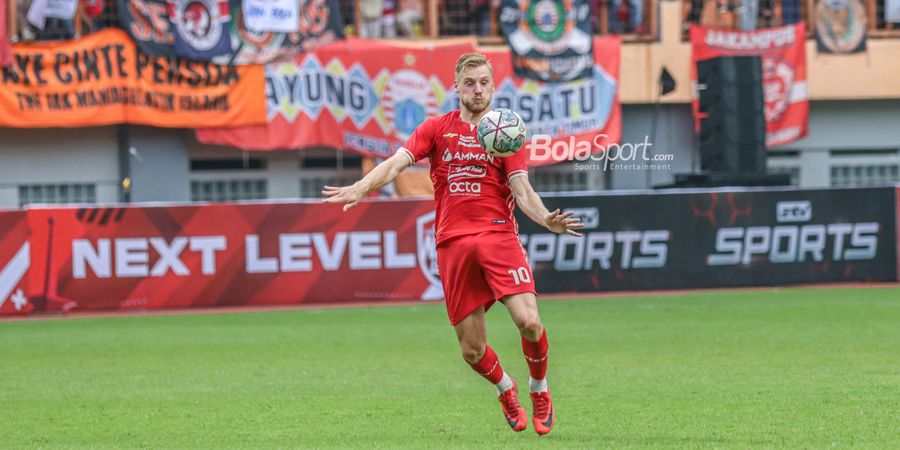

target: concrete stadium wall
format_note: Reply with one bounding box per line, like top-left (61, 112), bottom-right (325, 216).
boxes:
top-left (128, 127), bottom-right (191, 203)
top-left (0, 126), bottom-right (119, 207)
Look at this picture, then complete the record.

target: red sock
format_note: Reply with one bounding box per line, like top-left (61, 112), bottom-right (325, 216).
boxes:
top-left (468, 345), bottom-right (504, 384)
top-left (522, 329), bottom-right (549, 380)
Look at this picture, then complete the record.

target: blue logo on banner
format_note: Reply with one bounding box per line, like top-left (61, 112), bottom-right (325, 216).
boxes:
top-left (394, 98), bottom-right (425, 137)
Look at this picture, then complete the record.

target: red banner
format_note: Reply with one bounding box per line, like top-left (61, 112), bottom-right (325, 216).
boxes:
top-left (17, 201), bottom-right (441, 314)
top-left (0, 211), bottom-right (30, 315)
top-left (0, 0), bottom-right (11, 68)
top-left (690, 24), bottom-right (808, 147)
top-left (196, 36), bottom-right (621, 166)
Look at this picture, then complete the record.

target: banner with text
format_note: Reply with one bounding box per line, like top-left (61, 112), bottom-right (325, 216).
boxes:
top-left (19, 201), bottom-right (441, 313)
top-left (1, 186), bottom-right (898, 315)
top-left (690, 24), bottom-right (808, 147)
top-left (196, 36), bottom-right (621, 166)
top-left (0, 28), bottom-right (266, 128)
top-left (516, 187), bottom-right (897, 292)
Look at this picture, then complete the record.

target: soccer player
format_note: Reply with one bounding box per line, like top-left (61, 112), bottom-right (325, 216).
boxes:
top-left (322, 53), bottom-right (583, 435)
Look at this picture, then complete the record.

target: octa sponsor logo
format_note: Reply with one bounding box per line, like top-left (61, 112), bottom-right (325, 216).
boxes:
top-left (449, 181), bottom-right (482, 194)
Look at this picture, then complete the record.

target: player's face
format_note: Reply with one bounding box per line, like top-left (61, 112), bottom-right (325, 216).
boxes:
top-left (455, 65), bottom-right (494, 115)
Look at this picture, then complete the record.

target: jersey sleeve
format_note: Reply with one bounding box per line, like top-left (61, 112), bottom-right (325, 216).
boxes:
top-left (503, 147), bottom-right (530, 183)
top-left (397, 117), bottom-right (437, 166)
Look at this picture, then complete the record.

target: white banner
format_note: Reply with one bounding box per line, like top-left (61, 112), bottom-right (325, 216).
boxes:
top-left (242, 0), bottom-right (300, 33)
top-left (45, 0), bottom-right (78, 19)
top-left (887, 0), bottom-right (900, 22)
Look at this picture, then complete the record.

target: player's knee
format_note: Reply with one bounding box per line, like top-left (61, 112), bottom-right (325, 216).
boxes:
top-left (460, 343), bottom-right (485, 364)
top-left (518, 317), bottom-right (544, 340)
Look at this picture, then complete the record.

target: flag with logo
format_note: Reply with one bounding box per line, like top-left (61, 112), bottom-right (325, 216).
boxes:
top-left (169, 0), bottom-right (233, 60)
top-left (499, 0), bottom-right (594, 82)
top-left (690, 24), bottom-right (808, 147)
top-left (815, 0), bottom-right (867, 54)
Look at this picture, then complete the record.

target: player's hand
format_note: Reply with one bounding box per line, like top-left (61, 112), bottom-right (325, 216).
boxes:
top-left (322, 183), bottom-right (366, 212)
top-left (544, 209), bottom-right (584, 237)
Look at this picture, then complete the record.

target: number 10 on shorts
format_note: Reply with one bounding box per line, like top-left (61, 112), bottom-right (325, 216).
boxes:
top-left (507, 267), bottom-right (532, 285)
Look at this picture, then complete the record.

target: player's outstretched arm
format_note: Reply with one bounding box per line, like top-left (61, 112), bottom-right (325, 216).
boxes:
top-left (322, 153), bottom-right (411, 212)
top-left (509, 176), bottom-right (584, 237)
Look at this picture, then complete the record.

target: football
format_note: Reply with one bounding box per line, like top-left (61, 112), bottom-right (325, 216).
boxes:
top-left (476, 109), bottom-right (527, 158)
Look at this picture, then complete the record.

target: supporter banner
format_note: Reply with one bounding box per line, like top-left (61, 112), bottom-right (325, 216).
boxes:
top-left (216, 0), bottom-right (345, 65)
top-left (690, 24), bottom-right (808, 147)
top-left (0, 211), bottom-right (31, 316)
top-left (196, 36), bottom-right (621, 167)
top-left (517, 187), bottom-right (898, 292)
top-left (0, 0), bottom-right (11, 67)
top-left (815, 0), bottom-right (867, 54)
top-left (21, 201), bottom-right (441, 313)
top-left (118, 0), bottom-right (174, 56)
top-left (0, 29), bottom-right (265, 128)
top-left (499, 0), bottom-right (594, 82)
top-left (119, 0), bottom-right (343, 64)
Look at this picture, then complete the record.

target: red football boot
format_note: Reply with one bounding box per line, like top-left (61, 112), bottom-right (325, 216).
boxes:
top-left (497, 380), bottom-right (527, 432)
top-left (530, 391), bottom-right (555, 435)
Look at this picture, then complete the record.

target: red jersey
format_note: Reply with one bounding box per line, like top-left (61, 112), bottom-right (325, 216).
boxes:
top-left (398, 110), bottom-right (529, 245)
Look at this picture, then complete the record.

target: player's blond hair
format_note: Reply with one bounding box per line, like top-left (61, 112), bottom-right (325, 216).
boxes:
top-left (455, 53), bottom-right (494, 81)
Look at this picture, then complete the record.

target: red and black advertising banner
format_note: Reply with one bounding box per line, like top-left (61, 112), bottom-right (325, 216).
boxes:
top-left (1, 185), bottom-right (898, 316)
top-left (196, 36), bottom-right (621, 167)
top-left (19, 201), bottom-right (441, 313)
top-left (690, 23), bottom-right (808, 147)
top-left (0, 211), bottom-right (30, 316)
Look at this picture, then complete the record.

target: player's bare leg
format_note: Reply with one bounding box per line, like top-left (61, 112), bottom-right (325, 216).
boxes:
top-left (502, 293), bottom-right (555, 435)
top-left (454, 307), bottom-right (527, 431)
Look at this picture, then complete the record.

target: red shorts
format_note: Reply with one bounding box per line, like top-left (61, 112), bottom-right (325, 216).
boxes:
top-left (436, 231), bottom-right (536, 325)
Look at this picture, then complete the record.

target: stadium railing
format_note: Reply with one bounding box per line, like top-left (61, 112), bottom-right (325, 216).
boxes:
top-left (4, 0), bottom-right (899, 44)
top-left (681, 0), bottom-right (900, 39)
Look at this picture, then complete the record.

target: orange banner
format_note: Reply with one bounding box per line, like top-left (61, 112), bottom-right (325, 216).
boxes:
top-left (0, 29), bottom-right (266, 128)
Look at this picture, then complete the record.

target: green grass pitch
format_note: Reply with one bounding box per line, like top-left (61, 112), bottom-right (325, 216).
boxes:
top-left (2, 286), bottom-right (899, 448)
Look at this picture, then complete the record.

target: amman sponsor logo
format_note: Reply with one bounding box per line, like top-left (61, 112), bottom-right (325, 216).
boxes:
top-left (442, 148), bottom-right (495, 163)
